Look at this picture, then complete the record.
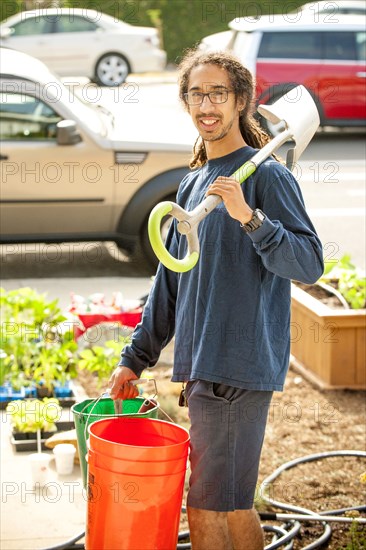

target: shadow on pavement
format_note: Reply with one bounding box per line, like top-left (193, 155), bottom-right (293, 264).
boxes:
top-left (0, 242), bottom-right (152, 279)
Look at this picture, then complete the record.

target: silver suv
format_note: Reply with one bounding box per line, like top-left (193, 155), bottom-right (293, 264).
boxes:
top-left (0, 47), bottom-right (191, 269)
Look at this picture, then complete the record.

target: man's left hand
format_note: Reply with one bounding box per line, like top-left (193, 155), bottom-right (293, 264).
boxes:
top-left (109, 365), bottom-right (139, 400)
top-left (206, 176), bottom-right (253, 225)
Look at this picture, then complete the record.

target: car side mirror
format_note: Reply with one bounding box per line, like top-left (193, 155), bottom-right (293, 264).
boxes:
top-left (56, 120), bottom-right (82, 145)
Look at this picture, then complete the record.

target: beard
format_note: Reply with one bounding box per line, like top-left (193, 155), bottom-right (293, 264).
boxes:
top-left (196, 113), bottom-right (236, 142)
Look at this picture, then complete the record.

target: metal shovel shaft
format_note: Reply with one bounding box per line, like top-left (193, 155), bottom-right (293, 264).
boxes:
top-left (237, 128), bottom-right (292, 172)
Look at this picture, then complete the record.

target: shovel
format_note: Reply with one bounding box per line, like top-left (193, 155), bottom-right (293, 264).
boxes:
top-left (148, 85), bottom-right (320, 273)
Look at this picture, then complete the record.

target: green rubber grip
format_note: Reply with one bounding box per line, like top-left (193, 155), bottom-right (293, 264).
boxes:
top-left (148, 202), bottom-right (199, 273)
top-left (231, 161), bottom-right (256, 183)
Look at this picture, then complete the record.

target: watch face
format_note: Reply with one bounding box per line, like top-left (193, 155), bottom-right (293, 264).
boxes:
top-left (256, 210), bottom-right (265, 222)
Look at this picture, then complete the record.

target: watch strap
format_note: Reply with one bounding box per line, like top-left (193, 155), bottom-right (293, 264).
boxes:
top-left (241, 209), bottom-right (266, 233)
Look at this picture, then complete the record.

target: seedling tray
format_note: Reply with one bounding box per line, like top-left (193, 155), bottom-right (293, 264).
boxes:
top-left (53, 392), bottom-right (77, 409)
top-left (0, 385), bottom-right (77, 410)
top-left (10, 420), bottom-right (75, 453)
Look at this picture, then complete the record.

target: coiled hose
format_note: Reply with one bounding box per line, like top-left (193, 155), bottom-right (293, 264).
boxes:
top-left (258, 449), bottom-right (366, 550)
top-left (41, 450), bottom-right (366, 550)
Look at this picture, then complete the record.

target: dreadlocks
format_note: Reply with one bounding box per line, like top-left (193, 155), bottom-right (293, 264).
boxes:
top-left (178, 49), bottom-right (278, 170)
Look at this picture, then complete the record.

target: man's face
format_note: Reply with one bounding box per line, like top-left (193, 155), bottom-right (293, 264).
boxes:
top-left (186, 64), bottom-right (244, 143)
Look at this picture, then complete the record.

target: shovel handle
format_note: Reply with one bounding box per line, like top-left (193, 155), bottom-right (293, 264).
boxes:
top-left (148, 201), bottom-right (199, 272)
top-left (148, 161), bottom-right (257, 273)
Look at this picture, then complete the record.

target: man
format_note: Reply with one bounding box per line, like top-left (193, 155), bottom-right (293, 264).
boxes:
top-left (109, 50), bottom-right (323, 550)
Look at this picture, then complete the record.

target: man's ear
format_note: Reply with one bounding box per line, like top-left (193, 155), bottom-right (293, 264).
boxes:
top-left (237, 96), bottom-right (246, 112)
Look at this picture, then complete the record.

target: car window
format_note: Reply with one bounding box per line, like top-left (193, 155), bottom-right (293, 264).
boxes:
top-left (0, 93), bottom-right (62, 140)
top-left (337, 9), bottom-right (366, 15)
top-left (324, 32), bottom-right (357, 60)
top-left (10, 16), bottom-right (54, 36)
top-left (356, 32), bottom-right (366, 61)
top-left (55, 15), bottom-right (98, 33)
top-left (258, 31), bottom-right (321, 59)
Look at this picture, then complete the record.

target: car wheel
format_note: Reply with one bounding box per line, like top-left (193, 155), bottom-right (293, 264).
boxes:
top-left (95, 53), bottom-right (130, 86)
top-left (139, 194), bottom-right (176, 273)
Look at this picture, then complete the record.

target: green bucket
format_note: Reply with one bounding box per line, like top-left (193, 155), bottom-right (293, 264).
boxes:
top-left (71, 397), bottom-right (159, 487)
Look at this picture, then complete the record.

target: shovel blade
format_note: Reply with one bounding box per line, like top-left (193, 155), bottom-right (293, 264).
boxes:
top-left (257, 85), bottom-right (320, 170)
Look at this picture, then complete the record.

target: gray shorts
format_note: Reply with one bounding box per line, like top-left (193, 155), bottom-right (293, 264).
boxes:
top-left (186, 380), bottom-right (273, 512)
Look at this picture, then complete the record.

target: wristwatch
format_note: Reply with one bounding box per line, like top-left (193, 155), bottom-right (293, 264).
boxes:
top-left (241, 209), bottom-right (266, 233)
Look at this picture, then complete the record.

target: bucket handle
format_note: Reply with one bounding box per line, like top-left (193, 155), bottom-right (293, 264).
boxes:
top-left (82, 378), bottom-right (158, 442)
top-left (83, 392), bottom-right (108, 442)
top-left (154, 403), bottom-right (175, 424)
top-left (79, 392), bottom-right (108, 416)
top-left (79, 378), bottom-right (153, 417)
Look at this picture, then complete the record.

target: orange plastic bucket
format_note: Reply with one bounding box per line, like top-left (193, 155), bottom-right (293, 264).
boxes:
top-left (85, 416), bottom-right (190, 550)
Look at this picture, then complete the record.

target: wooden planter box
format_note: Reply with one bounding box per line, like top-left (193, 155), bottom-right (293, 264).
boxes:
top-left (290, 284), bottom-right (366, 390)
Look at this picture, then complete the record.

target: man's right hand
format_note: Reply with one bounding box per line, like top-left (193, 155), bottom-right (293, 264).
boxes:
top-left (108, 365), bottom-right (139, 400)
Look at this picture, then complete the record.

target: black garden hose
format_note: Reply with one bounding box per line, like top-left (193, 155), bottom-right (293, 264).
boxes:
top-left (40, 530), bottom-right (85, 550)
top-left (259, 450), bottom-right (366, 550)
top-left (41, 450), bottom-right (366, 550)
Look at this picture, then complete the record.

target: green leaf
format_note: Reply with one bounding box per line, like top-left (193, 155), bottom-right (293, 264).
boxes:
top-left (79, 349), bottom-right (95, 360)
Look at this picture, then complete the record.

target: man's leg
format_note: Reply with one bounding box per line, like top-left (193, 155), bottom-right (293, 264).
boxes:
top-left (185, 382), bottom-right (272, 550)
top-left (227, 508), bottom-right (264, 550)
top-left (187, 507), bottom-right (232, 550)
top-left (187, 507), bottom-right (264, 550)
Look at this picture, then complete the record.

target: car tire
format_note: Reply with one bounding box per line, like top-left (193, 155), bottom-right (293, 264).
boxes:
top-left (138, 194), bottom-right (177, 273)
top-left (95, 53), bottom-right (130, 86)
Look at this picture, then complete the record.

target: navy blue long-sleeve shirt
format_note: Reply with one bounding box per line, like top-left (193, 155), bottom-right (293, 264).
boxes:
top-left (120, 146), bottom-right (324, 391)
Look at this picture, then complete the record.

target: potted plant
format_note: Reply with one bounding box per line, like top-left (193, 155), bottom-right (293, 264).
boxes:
top-left (32, 335), bottom-right (78, 397)
top-left (0, 286), bottom-right (66, 328)
top-left (290, 255), bottom-right (366, 389)
top-left (0, 288), bottom-right (78, 402)
top-left (78, 336), bottom-right (131, 389)
top-left (0, 346), bottom-right (30, 405)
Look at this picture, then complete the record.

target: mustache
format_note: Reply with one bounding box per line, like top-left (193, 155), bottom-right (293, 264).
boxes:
top-left (196, 114), bottom-right (222, 121)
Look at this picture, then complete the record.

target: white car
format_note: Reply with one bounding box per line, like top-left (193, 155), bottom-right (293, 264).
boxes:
top-left (0, 48), bottom-right (191, 270)
top-left (0, 8), bottom-right (167, 86)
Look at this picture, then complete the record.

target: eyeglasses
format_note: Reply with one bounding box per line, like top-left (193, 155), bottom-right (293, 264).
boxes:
top-left (184, 89), bottom-right (233, 105)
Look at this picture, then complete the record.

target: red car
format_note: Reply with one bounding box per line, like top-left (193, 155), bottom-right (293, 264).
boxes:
top-left (201, 14), bottom-right (366, 132)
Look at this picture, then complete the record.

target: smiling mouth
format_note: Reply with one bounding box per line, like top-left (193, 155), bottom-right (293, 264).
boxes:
top-left (197, 117), bottom-right (221, 131)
